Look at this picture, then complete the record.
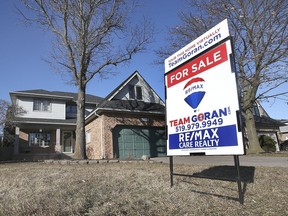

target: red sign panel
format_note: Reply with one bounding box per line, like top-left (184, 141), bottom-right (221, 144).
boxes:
top-left (166, 43), bottom-right (228, 88)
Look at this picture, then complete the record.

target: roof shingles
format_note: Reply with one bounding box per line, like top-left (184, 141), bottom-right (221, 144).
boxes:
top-left (98, 100), bottom-right (165, 113)
top-left (11, 89), bottom-right (103, 104)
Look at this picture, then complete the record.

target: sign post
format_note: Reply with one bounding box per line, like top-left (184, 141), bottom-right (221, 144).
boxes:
top-left (165, 19), bottom-right (245, 204)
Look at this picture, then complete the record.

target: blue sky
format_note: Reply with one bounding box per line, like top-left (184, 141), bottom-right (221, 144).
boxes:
top-left (0, 0), bottom-right (287, 119)
top-left (0, 0), bottom-right (183, 102)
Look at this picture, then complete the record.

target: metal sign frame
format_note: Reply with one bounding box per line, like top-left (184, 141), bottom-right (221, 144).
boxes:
top-left (165, 21), bottom-right (244, 156)
top-left (165, 19), bottom-right (245, 204)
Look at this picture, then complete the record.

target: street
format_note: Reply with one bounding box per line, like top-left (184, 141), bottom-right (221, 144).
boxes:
top-left (151, 155), bottom-right (288, 168)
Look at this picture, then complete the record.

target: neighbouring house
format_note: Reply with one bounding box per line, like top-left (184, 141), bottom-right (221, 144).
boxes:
top-left (10, 89), bottom-right (103, 159)
top-left (252, 101), bottom-right (286, 151)
top-left (279, 119), bottom-right (288, 143)
top-left (85, 71), bottom-right (166, 159)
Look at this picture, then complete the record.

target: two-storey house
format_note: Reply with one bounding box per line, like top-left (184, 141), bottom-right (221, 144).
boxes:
top-left (9, 71), bottom-right (166, 160)
top-left (10, 89), bottom-right (103, 159)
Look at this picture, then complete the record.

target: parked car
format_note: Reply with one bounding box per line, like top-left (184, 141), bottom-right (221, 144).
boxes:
top-left (279, 140), bottom-right (288, 151)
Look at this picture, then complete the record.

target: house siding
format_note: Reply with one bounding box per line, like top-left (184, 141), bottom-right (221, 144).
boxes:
top-left (17, 97), bottom-right (66, 120)
top-left (112, 76), bottom-right (163, 104)
top-left (9, 90), bottom-right (102, 159)
top-left (86, 112), bottom-right (165, 159)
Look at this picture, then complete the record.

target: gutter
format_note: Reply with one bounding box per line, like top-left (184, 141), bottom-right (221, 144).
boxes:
top-left (10, 91), bottom-right (74, 100)
top-left (86, 107), bottom-right (164, 120)
top-left (13, 120), bottom-right (76, 126)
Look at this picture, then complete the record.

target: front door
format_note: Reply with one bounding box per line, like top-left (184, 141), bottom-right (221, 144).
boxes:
top-left (63, 131), bottom-right (73, 153)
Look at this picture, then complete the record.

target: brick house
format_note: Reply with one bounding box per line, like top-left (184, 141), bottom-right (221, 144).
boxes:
top-left (85, 71), bottom-right (166, 159)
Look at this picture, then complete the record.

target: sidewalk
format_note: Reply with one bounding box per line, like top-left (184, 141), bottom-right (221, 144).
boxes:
top-left (151, 155), bottom-right (288, 168)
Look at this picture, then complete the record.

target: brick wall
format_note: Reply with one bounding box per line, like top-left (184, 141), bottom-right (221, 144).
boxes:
top-left (85, 112), bottom-right (165, 159)
top-left (85, 117), bottom-right (103, 159)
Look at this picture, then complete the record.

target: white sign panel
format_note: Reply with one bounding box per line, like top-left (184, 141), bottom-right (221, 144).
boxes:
top-left (165, 20), bottom-right (244, 156)
top-left (165, 19), bottom-right (230, 73)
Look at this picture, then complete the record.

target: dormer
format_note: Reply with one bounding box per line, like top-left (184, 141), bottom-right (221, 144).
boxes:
top-left (106, 71), bottom-right (164, 105)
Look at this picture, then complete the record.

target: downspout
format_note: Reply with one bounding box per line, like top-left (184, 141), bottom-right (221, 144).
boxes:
top-left (94, 112), bottom-right (104, 159)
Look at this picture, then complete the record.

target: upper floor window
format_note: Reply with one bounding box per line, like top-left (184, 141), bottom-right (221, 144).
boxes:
top-left (252, 104), bottom-right (260, 116)
top-left (66, 105), bottom-right (77, 113)
top-left (66, 104), bottom-right (77, 119)
top-left (33, 99), bottom-right (51, 112)
top-left (129, 85), bottom-right (143, 100)
top-left (136, 86), bottom-right (143, 100)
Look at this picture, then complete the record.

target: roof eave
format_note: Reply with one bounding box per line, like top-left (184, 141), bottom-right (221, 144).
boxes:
top-left (10, 91), bottom-right (74, 100)
top-left (13, 119), bottom-right (76, 126)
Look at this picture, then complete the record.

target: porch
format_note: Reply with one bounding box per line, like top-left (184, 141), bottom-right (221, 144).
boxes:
top-left (13, 124), bottom-right (76, 157)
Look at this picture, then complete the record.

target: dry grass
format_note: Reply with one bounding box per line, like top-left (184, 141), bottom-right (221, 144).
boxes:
top-left (0, 161), bottom-right (287, 216)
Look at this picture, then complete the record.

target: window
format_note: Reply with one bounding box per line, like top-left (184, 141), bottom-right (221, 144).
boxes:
top-left (29, 132), bottom-right (51, 147)
top-left (33, 100), bottom-right (41, 111)
top-left (136, 86), bottom-right (143, 100)
top-left (129, 85), bottom-right (143, 100)
top-left (66, 105), bottom-right (77, 113)
top-left (252, 104), bottom-right (260, 116)
top-left (42, 100), bottom-right (50, 111)
top-left (86, 130), bottom-right (91, 143)
top-left (33, 99), bottom-right (51, 112)
top-left (66, 104), bottom-right (77, 119)
top-left (129, 85), bottom-right (135, 99)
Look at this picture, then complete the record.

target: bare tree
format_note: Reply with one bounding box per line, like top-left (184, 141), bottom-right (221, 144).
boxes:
top-left (19, 0), bottom-right (153, 159)
top-left (0, 100), bottom-right (11, 131)
top-left (0, 100), bottom-right (26, 146)
top-left (158, 0), bottom-right (288, 153)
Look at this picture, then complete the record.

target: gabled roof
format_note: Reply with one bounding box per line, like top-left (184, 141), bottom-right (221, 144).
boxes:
top-left (105, 71), bottom-right (164, 104)
top-left (86, 71), bottom-right (165, 121)
top-left (253, 101), bottom-right (286, 129)
top-left (10, 89), bottom-right (103, 104)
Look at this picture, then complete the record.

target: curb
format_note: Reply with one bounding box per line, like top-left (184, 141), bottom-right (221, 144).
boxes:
top-left (43, 159), bottom-right (160, 165)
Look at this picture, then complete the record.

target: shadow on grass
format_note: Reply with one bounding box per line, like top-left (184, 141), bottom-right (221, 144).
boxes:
top-left (192, 165), bottom-right (255, 183)
top-left (175, 166), bottom-right (255, 204)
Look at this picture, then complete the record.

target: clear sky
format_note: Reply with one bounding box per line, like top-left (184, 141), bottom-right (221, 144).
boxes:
top-left (0, 0), bottom-right (287, 120)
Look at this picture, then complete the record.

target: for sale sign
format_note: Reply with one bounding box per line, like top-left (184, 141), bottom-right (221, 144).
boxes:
top-left (165, 19), bottom-right (244, 156)
top-left (165, 19), bottom-right (230, 72)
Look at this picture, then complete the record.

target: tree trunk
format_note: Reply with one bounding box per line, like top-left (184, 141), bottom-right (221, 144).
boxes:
top-left (74, 85), bottom-right (87, 159)
top-left (245, 108), bottom-right (263, 154)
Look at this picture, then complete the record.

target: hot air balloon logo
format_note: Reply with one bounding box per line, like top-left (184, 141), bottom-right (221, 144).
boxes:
top-left (183, 77), bottom-right (206, 109)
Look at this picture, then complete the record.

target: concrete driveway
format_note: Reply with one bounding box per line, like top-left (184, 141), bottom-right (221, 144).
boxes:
top-left (151, 155), bottom-right (288, 168)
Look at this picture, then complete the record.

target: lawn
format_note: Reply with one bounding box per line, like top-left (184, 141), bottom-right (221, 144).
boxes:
top-left (0, 161), bottom-right (287, 216)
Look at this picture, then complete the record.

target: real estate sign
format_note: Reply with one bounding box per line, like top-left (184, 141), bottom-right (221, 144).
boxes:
top-left (165, 19), bottom-right (244, 156)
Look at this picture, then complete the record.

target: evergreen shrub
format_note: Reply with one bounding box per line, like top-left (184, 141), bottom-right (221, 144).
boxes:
top-left (258, 135), bottom-right (276, 152)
